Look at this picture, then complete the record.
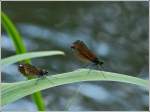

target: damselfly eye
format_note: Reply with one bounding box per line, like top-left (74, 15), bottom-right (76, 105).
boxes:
top-left (19, 64), bottom-right (24, 68)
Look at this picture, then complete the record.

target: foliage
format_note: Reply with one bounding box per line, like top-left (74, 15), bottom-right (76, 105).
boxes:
top-left (1, 69), bottom-right (148, 106)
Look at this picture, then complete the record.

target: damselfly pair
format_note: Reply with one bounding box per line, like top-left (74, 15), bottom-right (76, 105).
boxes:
top-left (18, 40), bottom-right (105, 84)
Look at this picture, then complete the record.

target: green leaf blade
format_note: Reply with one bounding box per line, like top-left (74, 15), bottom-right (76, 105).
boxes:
top-left (1, 51), bottom-right (65, 67)
top-left (1, 69), bottom-right (148, 106)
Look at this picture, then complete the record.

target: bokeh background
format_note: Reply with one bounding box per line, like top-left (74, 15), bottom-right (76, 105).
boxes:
top-left (1, 1), bottom-right (149, 111)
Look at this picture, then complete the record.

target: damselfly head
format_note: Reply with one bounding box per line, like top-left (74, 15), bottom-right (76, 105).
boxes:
top-left (18, 63), bottom-right (26, 75)
top-left (71, 40), bottom-right (83, 49)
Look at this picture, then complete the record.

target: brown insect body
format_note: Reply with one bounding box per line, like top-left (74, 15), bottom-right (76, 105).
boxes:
top-left (18, 63), bottom-right (48, 77)
top-left (71, 40), bottom-right (103, 65)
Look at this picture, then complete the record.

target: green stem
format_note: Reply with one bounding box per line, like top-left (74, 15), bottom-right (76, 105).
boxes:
top-left (1, 11), bottom-right (45, 111)
top-left (32, 91), bottom-right (45, 110)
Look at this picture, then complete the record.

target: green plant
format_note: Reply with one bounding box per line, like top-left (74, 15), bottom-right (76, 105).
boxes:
top-left (1, 68), bottom-right (148, 106)
top-left (1, 51), bottom-right (65, 67)
top-left (1, 11), bottom-right (65, 110)
top-left (1, 51), bottom-right (65, 106)
top-left (1, 53), bottom-right (148, 106)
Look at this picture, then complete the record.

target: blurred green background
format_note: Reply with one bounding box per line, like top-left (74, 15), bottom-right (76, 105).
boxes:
top-left (1, 1), bottom-right (149, 111)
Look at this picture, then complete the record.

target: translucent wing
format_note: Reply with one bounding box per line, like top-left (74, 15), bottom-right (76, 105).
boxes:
top-left (72, 40), bottom-right (97, 62)
top-left (18, 63), bottom-right (42, 76)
